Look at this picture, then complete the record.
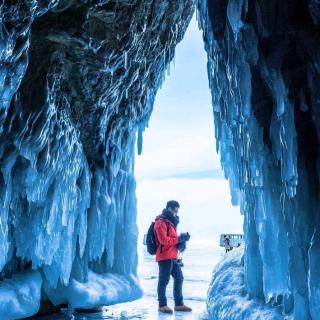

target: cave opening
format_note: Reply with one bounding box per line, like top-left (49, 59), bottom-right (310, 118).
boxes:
top-left (130, 13), bottom-right (244, 317)
top-left (2, 0), bottom-right (320, 318)
top-left (135, 13), bottom-right (243, 247)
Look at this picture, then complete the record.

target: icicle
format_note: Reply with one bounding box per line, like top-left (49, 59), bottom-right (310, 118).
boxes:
top-left (124, 51), bottom-right (128, 69)
top-left (137, 124), bottom-right (143, 155)
top-left (67, 305), bottom-right (74, 319)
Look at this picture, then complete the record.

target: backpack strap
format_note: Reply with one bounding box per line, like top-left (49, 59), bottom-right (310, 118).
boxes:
top-left (156, 218), bottom-right (170, 253)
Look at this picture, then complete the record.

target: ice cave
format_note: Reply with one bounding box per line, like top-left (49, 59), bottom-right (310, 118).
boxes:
top-left (1, 0), bottom-right (320, 319)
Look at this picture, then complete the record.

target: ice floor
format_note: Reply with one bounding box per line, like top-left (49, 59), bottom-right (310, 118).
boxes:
top-left (37, 242), bottom-right (222, 320)
top-left (43, 297), bottom-right (207, 320)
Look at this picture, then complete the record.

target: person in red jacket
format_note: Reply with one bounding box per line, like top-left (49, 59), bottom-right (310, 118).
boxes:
top-left (154, 200), bottom-right (192, 314)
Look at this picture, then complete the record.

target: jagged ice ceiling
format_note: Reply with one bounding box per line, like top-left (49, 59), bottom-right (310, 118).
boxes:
top-left (1, 0), bottom-right (320, 319)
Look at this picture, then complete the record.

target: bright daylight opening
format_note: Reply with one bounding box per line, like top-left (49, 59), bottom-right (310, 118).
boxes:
top-left (134, 14), bottom-right (244, 318)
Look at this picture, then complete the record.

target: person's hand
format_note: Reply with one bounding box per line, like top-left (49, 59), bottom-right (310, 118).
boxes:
top-left (179, 232), bottom-right (190, 243)
top-left (178, 241), bottom-right (186, 252)
top-left (178, 233), bottom-right (190, 252)
top-left (178, 234), bottom-right (185, 243)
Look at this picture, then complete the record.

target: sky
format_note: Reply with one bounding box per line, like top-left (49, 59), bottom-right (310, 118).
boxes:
top-left (135, 14), bottom-right (221, 181)
top-left (135, 14), bottom-right (244, 240)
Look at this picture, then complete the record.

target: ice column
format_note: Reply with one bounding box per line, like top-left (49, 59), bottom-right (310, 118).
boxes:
top-left (198, 0), bottom-right (320, 318)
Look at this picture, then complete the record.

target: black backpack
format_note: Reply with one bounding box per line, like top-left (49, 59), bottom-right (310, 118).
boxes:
top-left (145, 222), bottom-right (157, 255)
top-left (144, 219), bottom-right (170, 255)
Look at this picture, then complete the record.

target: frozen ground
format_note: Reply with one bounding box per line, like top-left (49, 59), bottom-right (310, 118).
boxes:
top-left (37, 242), bottom-right (223, 320)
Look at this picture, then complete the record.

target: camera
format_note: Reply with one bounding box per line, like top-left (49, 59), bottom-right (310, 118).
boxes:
top-left (177, 258), bottom-right (184, 267)
top-left (178, 232), bottom-right (191, 252)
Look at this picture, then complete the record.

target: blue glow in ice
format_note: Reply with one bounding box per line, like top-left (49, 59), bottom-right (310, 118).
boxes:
top-left (0, 0), bottom-right (195, 317)
top-left (197, 0), bottom-right (319, 318)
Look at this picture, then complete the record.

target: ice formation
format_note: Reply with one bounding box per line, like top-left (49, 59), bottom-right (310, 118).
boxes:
top-left (3, 0), bottom-right (320, 318)
top-left (207, 248), bottom-right (284, 320)
top-left (0, 271), bottom-right (41, 320)
top-left (43, 271), bottom-right (141, 309)
top-left (0, 0), bottom-right (194, 316)
top-left (197, 0), bottom-right (320, 319)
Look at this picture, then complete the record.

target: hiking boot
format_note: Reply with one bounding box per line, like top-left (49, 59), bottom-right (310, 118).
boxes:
top-left (174, 305), bottom-right (192, 312)
top-left (158, 306), bottom-right (173, 314)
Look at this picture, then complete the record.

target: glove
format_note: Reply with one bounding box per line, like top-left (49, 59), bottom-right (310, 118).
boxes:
top-left (179, 232), bottom-right (191, 243)
top-left (178, 233), bottom-right (190, 252)
top-left (178, 241), bottom-right (186, 252)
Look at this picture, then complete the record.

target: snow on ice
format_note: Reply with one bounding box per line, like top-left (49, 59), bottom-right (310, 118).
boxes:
top-left (0, 271), bottom-right (41, 320)
top-left (207, 248), bottom-right (284, 320)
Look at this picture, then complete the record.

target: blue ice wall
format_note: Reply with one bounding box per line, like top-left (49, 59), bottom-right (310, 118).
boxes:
top-left (198, 0), bottom-right (320, 319)
top-left (0, 0), bottom-right (194, 313)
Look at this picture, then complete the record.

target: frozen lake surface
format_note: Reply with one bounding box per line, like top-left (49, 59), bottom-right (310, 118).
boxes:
top-left (37, 242), bottom-right (223, 320)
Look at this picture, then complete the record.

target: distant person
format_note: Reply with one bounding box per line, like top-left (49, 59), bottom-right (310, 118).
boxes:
top-left (224, 235), bottom-right (231, 253)
top-left (154, 200), bottom-right (192, 314)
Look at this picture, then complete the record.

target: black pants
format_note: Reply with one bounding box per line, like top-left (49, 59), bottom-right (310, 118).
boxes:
top-left (157, 259), bottom-right (184, 307)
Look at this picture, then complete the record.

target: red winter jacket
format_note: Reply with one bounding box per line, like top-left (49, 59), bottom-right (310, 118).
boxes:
top-left (154, 215), bottom-right (179, 262)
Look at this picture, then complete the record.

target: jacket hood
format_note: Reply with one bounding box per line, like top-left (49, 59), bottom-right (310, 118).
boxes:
top-left (156, 210), bottom-right (179, 228)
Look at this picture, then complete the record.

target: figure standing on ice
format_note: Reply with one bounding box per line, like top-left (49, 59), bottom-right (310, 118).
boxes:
top-left (154, 200), bottom-right (192, 314)
top-left (223, 235), bottom-right (231, 253)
